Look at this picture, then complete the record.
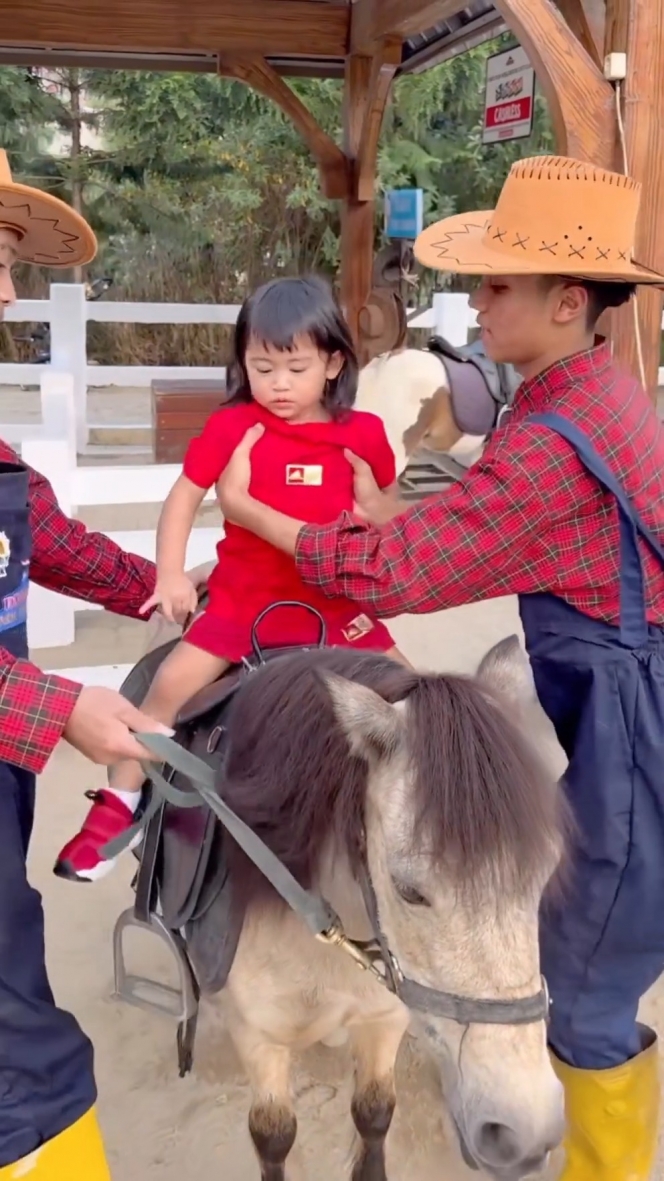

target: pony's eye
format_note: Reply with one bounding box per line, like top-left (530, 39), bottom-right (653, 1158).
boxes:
top-left (394, 880), bottom-right (431, 907)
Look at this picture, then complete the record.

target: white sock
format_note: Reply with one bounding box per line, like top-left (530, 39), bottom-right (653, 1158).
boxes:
top-left (106, 787), bottom-right (141, 814)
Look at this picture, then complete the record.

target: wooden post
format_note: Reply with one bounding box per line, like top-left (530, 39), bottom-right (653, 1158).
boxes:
top-left (604, 0), bottom-right (664, 395)
top-left (340, 56), bottom-right (375, 359)
top-left (340, 42), bottom-right (400, 361)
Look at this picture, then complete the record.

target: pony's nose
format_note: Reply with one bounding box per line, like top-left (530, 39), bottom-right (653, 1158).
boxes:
top-left (473, 1121), bottom-right (557, 1173)
top-left (475, 1121), bottom-right (520, 1167)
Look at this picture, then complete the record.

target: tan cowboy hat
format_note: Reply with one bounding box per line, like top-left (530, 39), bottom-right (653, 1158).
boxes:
top-left (414, 155), bottom-right (664, 285)
top-left (0, 149), bottom-right (97, 267)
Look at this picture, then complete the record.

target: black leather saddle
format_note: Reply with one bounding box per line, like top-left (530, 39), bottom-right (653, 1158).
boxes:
top-left (113, 601), bottom-right (328, 1038)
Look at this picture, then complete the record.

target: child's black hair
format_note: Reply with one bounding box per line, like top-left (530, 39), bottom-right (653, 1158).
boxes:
top-left (226, 275), bottom-right (359, 418)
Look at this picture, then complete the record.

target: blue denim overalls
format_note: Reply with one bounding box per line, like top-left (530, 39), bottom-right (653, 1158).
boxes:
top-left (520, 415), bottom-right (664, 1070)
top-left (0, 461), bottom-right (96, 1166)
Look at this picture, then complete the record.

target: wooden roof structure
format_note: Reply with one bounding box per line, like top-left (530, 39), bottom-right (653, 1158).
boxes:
top-left (2, 0), bottom-right (664, 388)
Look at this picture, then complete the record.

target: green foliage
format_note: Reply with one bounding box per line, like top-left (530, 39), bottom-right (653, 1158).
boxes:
top-left (0, 42), bottom-right (553, 361)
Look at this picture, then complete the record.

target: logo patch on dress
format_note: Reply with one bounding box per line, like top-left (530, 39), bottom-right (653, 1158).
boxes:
top-left (342, 614), bottom-right (375, 643)
top-left (0, 531), bottom-right (10, 579)
top-left (286, 464), bottom-right (323, 486)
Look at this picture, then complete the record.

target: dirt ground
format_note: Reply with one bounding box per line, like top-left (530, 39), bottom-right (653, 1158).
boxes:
top-left (30, 595), bottom-right (664, 1181)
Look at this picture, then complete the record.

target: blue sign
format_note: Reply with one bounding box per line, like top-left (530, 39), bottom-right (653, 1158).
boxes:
top-left (384, 188), bottom-right (424, 240)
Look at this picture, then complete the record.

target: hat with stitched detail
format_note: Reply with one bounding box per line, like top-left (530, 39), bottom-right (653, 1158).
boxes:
top-left (414, 155), bottom-right (664, 285)
top-left (0, 149), bottom-right (97, 267)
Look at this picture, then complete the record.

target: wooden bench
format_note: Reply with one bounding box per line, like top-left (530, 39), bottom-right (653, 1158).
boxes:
top-left (151, 378), bottom-right (227, 464)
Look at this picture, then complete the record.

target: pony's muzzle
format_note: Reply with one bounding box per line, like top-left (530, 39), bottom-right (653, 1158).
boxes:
top-left (458, 1103), bottom-right (564, 1179)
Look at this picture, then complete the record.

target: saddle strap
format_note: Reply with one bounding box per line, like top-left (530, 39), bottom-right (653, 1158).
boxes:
top-left (105, 732), bottom-right (339, 939)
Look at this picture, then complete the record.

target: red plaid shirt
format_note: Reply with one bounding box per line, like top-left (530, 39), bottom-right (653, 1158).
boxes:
top-left (0, 439), bottom-right (156, 773)
top-left (296, 343), bottom-right (664, 624)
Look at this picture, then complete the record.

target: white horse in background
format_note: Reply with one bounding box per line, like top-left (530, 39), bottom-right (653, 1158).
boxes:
top-left (356, 347), bottom-right (486, 476)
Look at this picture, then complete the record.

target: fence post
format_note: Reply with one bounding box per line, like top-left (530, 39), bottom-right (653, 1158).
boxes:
top-left (21, 436), bottom-right (76, 649)
top-left (40, 371), bottom-right (77, 471)
top-left (49, 283), bottom-right (88, 451)
top-left (433, 292), bottom-right (472, 347)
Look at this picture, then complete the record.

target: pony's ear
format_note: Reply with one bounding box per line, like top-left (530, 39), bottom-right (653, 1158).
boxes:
top-left (322, 673), bottom-right (405, 760)
top-left (476, 635), bottom-right (535, 712)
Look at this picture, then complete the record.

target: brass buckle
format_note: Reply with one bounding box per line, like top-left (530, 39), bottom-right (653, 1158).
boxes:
top-left (316, 922), bottom-right (386, 982)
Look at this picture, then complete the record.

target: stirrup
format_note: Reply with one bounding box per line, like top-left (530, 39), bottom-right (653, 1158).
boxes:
top-left (112, 907), bottom-right (200, 1077)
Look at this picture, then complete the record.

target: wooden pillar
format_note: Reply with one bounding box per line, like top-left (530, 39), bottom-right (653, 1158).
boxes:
top-left (341, 55), bottom-right (375, 358)
top-left (604, 0), bottom-right (664, 394)
top-left (340, 42), bottom-right (400, 361)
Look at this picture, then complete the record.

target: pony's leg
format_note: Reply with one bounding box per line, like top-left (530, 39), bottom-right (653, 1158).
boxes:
top-left (348, 1011), bottom-right (409, 1181)
top-left (231, 1021), bottom-right (298, 1181)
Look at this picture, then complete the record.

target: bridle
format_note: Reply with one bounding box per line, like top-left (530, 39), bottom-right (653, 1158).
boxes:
top-left (123, 730), bottom-right (549, 1031)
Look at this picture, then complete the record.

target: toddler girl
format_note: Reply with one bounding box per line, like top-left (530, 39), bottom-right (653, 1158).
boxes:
top-left (54, 275), bottom-right (406, 882)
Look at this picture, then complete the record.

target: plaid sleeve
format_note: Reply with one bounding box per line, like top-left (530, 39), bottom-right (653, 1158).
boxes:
top-left (0, 650), bottom-right (81, 773)
top-left (25, 460), bottom-right (157, 618)
top-left (295, 428), bottom-right (574, 616)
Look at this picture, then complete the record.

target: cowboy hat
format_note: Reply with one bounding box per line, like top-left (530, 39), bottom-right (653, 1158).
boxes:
top-left (0, 149), bottom-right (97, 268)
top-left (414, 155), bottom-right (664, 286)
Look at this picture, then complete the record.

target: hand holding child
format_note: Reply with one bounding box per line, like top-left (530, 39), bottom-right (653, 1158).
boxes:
top-left (217, 422), bottom-right (265, 522)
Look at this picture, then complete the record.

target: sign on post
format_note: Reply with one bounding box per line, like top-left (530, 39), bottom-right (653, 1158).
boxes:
top-left (384, 188), bottom-right (424, 240)
top-left (482, 45), bottom-right (535, 145)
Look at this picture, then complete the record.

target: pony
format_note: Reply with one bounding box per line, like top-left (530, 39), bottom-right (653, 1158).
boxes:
top-left (158, 639), bottom-right (565, 1181)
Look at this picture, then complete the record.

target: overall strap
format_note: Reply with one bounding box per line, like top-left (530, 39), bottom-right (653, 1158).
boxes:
top-left (530, 412), bottom-right (664, 648)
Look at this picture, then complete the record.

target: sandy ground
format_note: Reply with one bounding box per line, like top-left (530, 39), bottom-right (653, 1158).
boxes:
top-left (28, 595), bottom-right (664, 1181)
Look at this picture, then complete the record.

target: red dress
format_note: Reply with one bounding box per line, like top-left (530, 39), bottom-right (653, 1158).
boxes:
top-left (182, 401), bottom-right (397, 659)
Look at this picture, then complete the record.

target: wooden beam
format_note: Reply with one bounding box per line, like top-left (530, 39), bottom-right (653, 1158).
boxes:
top-left (555, 0), bottom-right (605, 66)
top-left (218, 55), bottom-right (349, 199)
top-left (493, 0), bottom-right (614, 165)
top-left (356, 39), bottom-right (402, 201)
top-left (352, 0), bottom-right (460, 54)
top-left (2, 0), bottom-right (350, 60)
top-left (340, 56), bottom-right (377, 359)
top-left (604, 0), bottom-right (664, 394)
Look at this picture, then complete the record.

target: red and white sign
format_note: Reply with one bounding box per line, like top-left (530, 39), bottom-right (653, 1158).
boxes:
top-left (482, 45), bottom-right (535, 145)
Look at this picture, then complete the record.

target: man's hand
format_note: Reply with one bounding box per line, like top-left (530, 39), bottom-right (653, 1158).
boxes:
top-left (217, 423), bottom-right (265, 522)
top-left (140, 571), bottom-right (198, 624)
top-left (63, 686), bottom-right (173, 765)
top-left (344, 450), bottom-right (398, 526)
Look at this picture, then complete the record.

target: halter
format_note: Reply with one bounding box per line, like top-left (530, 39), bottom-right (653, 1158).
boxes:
top-left (128, 731), bottom-right (549, 1031)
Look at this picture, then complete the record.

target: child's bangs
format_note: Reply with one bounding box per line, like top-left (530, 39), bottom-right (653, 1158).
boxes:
top-left (247, 283), bottom-right (330, 353)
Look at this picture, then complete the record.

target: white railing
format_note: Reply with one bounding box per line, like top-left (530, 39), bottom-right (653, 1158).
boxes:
top-left (5, 285), bottom-right (663, 453)
top-left (1, 287), bottom-right (478, 450)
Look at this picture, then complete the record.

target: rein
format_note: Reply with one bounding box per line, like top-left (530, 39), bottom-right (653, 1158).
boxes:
top-left (117, 732), bottom-right (549, 1030)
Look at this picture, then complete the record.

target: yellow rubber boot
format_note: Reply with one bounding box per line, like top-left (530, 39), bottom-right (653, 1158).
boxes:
top-left (0, 1108), bottom-right (111, 1180)
top-left (552, 1033), bottom-right (660, 1179)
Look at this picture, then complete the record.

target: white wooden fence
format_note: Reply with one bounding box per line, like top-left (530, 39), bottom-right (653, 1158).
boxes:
top-left (1, 286), bottom-right (476, 450)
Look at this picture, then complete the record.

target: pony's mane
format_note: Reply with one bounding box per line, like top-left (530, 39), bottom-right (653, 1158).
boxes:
top-left (220, 648), bottom-right (562, 906)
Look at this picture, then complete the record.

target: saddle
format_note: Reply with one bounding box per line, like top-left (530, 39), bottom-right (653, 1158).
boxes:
top-left (112, 601), bottom-right (327, 1075)
top-left (426, 334), bottom-right (521, 436)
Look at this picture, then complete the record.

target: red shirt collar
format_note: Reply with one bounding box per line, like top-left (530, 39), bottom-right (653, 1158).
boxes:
top-left (252, 400), bottom-right (355, 444)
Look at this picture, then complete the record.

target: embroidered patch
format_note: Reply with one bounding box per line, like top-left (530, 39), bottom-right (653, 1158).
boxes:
top-left (0, 531), bottom-right (10, 578)
top-left (0, 571), bottom-right (28, 632)
top-left (286, 464), bottom-right (323, 486)
top-left (342, 614), bottom-right (375, 643)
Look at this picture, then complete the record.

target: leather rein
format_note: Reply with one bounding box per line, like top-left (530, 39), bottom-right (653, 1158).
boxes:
top-left (121, 731), bottom-right (549, 1030)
